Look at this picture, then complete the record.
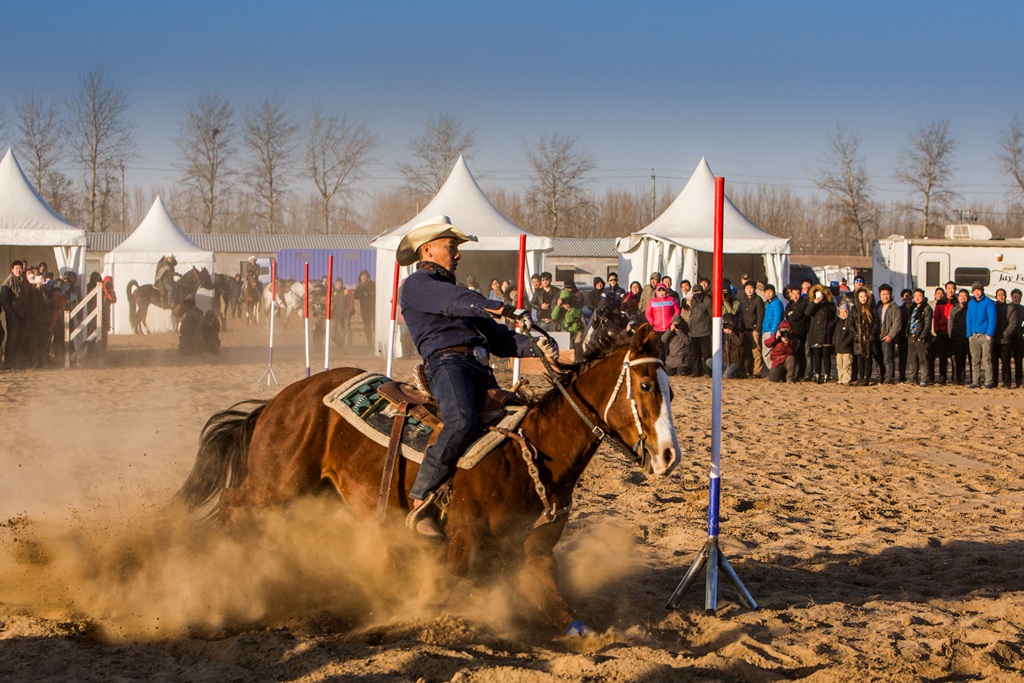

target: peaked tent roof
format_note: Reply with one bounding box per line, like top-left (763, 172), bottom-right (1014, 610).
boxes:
top-left (107, 196), bottom-right (212, 263)
top-left (0, 148), bottom-right (85, 246)
top-left (623, 157), bottom-right (789, 254)
top-left (372, 156), bottom-right (551, 251)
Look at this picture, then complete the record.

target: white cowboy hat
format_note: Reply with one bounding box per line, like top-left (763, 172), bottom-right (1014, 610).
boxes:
top-left (396, 215), bottom-right (477, 266)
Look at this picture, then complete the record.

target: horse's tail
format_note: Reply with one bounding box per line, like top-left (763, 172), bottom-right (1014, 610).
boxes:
top-left (175, 399), bottom-right (268, 513)
top-left (126, 280), bottom-right (139, 328)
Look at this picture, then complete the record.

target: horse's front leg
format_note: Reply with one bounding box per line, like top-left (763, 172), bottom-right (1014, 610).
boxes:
top-left (518, 519), bottom-right (581, 634)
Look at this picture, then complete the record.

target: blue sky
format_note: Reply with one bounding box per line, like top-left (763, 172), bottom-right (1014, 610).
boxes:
top-left (2, 1), bottom-right (1022, 212)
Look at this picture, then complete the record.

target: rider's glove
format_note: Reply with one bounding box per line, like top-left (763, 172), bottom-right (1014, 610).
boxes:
top-left (535, 336), bottom-right (559, 360)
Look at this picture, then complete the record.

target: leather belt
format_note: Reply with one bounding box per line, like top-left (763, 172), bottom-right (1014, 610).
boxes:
top-left (428, 345), bottom-right (470, 359)
top-left (428, 345), bottom-right (490, 366)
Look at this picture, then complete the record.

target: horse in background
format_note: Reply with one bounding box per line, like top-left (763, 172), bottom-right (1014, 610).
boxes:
top-left (212, 273), bottom-right (239, 330)
top-left (240, 275), bottom-right (263, 325)
top-left (261, 279), bottom-right (304, 328)
top-left (126, 267), bottom-right (215, 334)
top-left (583, 306), bottom-right (631, 357)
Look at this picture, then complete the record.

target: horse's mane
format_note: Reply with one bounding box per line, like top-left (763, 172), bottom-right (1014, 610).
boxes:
top-left (529, 331), bottom-right (632, 410)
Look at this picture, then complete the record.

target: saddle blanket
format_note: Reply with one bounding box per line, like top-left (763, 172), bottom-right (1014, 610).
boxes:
top-left (322, 371), bottom-right (527, 469)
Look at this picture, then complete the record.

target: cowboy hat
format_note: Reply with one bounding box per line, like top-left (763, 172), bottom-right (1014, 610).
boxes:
top-left (396, 215), bottom-right (477, 266)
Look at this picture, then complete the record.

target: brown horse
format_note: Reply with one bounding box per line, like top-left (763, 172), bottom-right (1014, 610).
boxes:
top-left (176, 324), bottom-right (681, 634)
top-left (239, 275), bottom-right (262, 325)
top-left (126, 267), bottom-right (215, 334)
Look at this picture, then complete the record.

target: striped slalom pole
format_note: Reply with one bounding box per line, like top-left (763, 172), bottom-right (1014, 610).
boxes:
top-left (324, 255), bottom-right (333, 371)
top-left (666, 176), bottom-right (757, 614)
top-left (303, 262), bottom-right (310, 378)
top-left (512, 233), bottom-right (526, 385)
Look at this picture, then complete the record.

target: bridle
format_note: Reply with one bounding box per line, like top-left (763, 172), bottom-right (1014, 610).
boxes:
top-left (535, 342), bottom-right (664, 469)
top-left (602, 350), bottom-right (665, 467)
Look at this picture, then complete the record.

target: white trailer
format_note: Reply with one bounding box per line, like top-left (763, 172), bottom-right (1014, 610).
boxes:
top-left (873, 225), bottom-right (1024, 297)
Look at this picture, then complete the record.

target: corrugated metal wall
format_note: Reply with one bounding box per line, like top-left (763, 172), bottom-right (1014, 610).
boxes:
top-left (276, 249), bottom-right (376, 286)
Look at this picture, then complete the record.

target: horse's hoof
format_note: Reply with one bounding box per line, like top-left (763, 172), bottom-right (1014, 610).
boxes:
top-left (564, 620), bottom-right (595, 637)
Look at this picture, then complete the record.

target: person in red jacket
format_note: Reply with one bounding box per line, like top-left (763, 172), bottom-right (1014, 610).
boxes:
top-left (645, 283), bottom-right (680, 358)
top-left (764, 319), bottom-right (797, 382)
top-left (932, 287), bottom-right (953, 385)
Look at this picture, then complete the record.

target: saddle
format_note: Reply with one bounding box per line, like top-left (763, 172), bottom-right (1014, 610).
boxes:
top-left (373, 366), bottom-right (524, 525)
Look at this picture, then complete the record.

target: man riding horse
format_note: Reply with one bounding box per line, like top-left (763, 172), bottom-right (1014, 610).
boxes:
top-left (398, 215), bottom-right (558, 538)
top-left (155, 255), bottom-right (178, 307)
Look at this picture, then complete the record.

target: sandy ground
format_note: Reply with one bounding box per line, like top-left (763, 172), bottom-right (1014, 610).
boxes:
top-left (2, 319), bottom-right (1024, 682)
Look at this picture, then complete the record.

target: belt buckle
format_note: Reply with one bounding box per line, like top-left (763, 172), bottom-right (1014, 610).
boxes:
top-left (472, 346), bottom-right (490, 367)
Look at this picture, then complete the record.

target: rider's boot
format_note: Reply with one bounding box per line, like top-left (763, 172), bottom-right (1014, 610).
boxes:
top-left (406, 491), bottom-right (444, 539)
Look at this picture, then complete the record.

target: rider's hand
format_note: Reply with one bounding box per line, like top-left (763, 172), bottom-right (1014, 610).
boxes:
top-left (536, 336), bottom-right (559, 360)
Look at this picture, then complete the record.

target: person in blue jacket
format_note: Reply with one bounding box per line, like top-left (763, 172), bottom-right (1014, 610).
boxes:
top-left (398, 215), bottom-right (558, 537)
top-left (965, 282), bottom-right (997, 388)
top-left (761, 284), bottom-right (784, 376)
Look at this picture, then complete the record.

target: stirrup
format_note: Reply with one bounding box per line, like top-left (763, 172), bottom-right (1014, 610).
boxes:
top-left (405, 489), bottom-right (443, 537)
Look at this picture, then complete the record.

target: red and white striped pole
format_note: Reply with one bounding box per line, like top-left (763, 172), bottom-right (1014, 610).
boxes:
top-left (512, 233), bottom-right (527, 384)
top-left (386, 260), bottom-right (401, 378)
top-left (666, 175), bottom-right (757, 614)
top-left (324, 255), bottom-right (333, 371)
top-left (303, 261), bottom-right (310, 378)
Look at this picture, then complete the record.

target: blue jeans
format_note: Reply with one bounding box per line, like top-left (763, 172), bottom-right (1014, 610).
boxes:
top-left (409, 350), bottom-right (497, 501)
top-left (881, 340), bottom-right (896, 382)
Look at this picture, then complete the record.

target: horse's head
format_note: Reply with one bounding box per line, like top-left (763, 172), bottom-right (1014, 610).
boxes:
top-left (600, 324), bottom-right (681, 477)
top-left (197, 267), bottom-right (215, 290)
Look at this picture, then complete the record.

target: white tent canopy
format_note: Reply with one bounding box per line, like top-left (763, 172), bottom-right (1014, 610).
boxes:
top-left (617, 157), bottom-right (790, 290)
top-left (104, 196), bottom-right (215, 334)
top-left (0, 148), bottom-right (86, 276)
top-left (370, 156), bottom-right (552, 357)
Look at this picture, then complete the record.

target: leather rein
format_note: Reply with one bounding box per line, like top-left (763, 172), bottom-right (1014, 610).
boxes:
top-left (536, 344), bottom-right (664, 469)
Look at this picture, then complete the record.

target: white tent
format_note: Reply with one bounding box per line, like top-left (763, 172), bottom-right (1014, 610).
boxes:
top-left (370, 156), bottom-right (552, 357)
top-left (616, 157), bottom-right (790, 290)
top-left (104, 196), bottom-right (215, 334)
top-left (0, 148), bottom-right (86, 276)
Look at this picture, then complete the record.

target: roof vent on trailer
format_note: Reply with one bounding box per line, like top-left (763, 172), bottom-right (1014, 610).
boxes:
top-left (944, 224), bottom-right (992, 240)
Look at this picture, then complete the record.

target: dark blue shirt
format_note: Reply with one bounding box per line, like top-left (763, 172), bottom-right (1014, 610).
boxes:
top-left (401, 262), bottom-right (536, 360)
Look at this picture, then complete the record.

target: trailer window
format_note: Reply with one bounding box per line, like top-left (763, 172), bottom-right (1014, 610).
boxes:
top-left (954, 267), bottom-right (990, 287)
top-left (924, 261), bottom-right (942, 288)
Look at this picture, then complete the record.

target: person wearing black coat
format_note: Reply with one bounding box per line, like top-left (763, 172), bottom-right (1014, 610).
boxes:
top-left (662, 315), bottom-right (692, 376)
top-left (805, 284), bottom-right (836, 383)
top-left (740, 281), bottom-right (765, 377)
top-left (947, 289), bottom-right (970, 385)
top-left (850, 287), bottom-right (880, 385)
top-left (688, 285), bottom-right (712, 377)
top-left (783, 285), bottom-right (810, 380)
top-left (833, 303), bottom-right (855, 384)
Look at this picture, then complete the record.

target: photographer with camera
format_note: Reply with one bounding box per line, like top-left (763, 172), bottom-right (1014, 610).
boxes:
top-left (764, 319), bottom-right (797, 382)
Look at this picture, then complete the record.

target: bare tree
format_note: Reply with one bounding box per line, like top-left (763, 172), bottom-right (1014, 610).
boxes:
top-left (523, 133), bottom-right (597, 237)
top-left (995, 115), bottom-right (1024, 198)
top-left (812, 123), bottom-right (879, 256)
top-left (894, 120), bottom-right (959, 237)
top-left (396, 113), bottom-right (476, 199)
top-left (175, 93), bottom-right (236, 233)
top-left (15, 85), bottom-right (66, 202)
top-left (242, 93), bottom-right (297, 234)
top-left (302, 103), bottom-right (379, 233)
top-left (66, 67), bottom-right (136, 231)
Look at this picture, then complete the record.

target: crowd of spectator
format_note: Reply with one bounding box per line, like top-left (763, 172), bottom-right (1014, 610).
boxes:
top-left (621, 271), bottom-right (1024, 388)
top-left (441, 268), bottom-right (1024, 388)
top-left (0, 259), bottom-right (116, 370)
